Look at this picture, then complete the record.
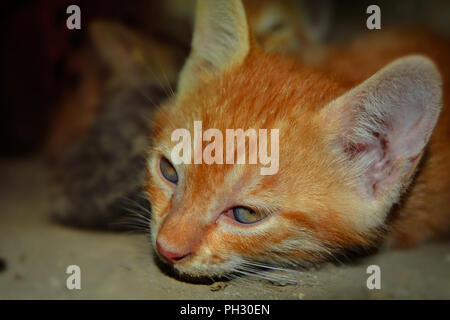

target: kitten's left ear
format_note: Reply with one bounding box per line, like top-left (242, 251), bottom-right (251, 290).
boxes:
top-left (320, 55), bottom-right (442, 201)
top-left (177, 0), bottom-right (251, 95)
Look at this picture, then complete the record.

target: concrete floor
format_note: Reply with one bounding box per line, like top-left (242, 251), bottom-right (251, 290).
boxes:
top-left (0, 158), bottom-right (449, 299)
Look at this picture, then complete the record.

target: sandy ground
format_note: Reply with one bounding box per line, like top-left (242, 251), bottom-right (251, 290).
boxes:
top-left (0, 158), bottom-right (449, 300)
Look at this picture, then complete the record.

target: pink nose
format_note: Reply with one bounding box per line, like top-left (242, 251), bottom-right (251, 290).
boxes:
top-left (156, 240), bottom-right (190, 264)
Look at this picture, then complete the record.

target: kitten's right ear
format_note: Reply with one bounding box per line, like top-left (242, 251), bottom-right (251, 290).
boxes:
top-left (319, 55), bottom-right (442, 202)
top-left (177, 0), bottom-right (251, 96)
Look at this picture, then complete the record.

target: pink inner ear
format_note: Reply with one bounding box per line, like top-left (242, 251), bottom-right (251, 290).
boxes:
top-left (390, 99), bottom-right (433, 160)
top-left (331, 55), bottom-right (442, 200)
top-left (343, 128), bottom-right (396, 199)
top-left (366, 133), bottom-right (395, 198)
top-left (341, 92), bottom-right (432, 199)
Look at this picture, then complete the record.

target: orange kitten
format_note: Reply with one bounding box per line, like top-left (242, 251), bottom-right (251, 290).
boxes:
top-left (146, 0), bottom-right (450, 279)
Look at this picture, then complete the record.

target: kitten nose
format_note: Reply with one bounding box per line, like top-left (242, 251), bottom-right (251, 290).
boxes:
top-left (156, 240), bottom-right (190, 264)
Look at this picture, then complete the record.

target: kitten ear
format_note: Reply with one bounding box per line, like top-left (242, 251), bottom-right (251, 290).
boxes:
top-left (177, 0), bottom-right (250, 95)
top-left (300, 0), bottom-right (333, 44)
top-left (89, 21), bottom-right (149, 74)
top-left (89, 20), bottom-right (178, 83)
top-left (320, 55), bottom-right (442, 201)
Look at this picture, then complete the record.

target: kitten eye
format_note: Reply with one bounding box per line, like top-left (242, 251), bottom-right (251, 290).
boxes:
top-left (268, 21), bottom-right (286, 32)
top-left (232, 206), bottom-right (268, 224)
top-left (159, 157), bottom-right (178, 184)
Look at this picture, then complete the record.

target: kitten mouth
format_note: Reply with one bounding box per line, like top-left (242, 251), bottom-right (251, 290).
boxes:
top-left (152, 253), bottom-right (230, 284)
top-left (151, 247), bottom-right (235, 284)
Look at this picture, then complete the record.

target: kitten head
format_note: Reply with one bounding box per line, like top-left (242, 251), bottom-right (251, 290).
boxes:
top-left (146, 0), bottom-right (442, 279)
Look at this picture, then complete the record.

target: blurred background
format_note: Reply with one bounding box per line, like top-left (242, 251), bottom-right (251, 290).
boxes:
top-left (0, 0), bottom-right (449, 299)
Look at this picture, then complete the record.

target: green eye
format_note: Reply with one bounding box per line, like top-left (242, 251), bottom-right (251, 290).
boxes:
top-left (160, 157), bottom-right (178, 184)
top-left (232, 206), bottom-right (268, 224)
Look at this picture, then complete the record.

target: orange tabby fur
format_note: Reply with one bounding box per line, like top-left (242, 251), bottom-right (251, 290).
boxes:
top-left (146, 0), bottom-right (450, 278)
